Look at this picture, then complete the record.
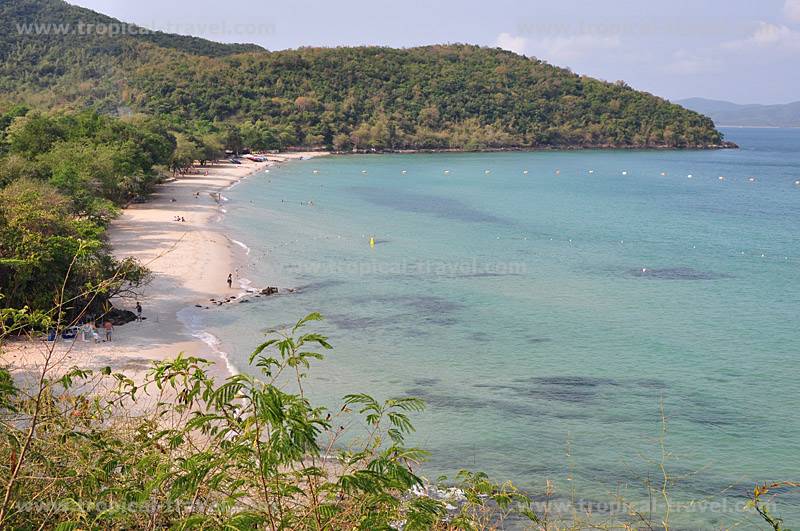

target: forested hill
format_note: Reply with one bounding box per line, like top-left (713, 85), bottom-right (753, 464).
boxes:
top-left (1, 0), bottom-right (731, 150)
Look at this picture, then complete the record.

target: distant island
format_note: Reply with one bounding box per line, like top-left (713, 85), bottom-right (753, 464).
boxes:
top-left (0, 0), bottom-right (734, 150)
top-left (677, 97), bottom-right (800, 128)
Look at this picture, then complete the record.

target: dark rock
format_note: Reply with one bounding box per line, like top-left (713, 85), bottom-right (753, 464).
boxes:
top-left (260, 287), bottom-right (279, 295)
top-left (104, 308), bottom-right (137, 326)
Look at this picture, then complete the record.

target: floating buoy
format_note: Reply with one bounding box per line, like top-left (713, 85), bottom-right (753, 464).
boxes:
top-left (795, 180), bottom-right (800, 186)
top-left (369, 237), bottom-right (375, 248)
top-left (642, 268), bottom-right (648, 273)
top-left (485, 169), bottom-right (491, 174)
top-left (661, 171), bottom-right (667, 176)
top-left (444, 170), bottom-right (450, 175)
top-left (588, 170), bottom-right (594, 174)
top-left (687, 174), bottom-right (693, 179)
top-left (361, 170), bottom-right (367, 174)
top-left (523, 170), bottom-right (529, 175)
top-left (622, 171), bottom-right (628, 176)
top-left (401, 170), bottom-right (407, 174)
top-left (719, 176), bottom-right (725, 181)
top-left (555, 169), bottom-right (561, 175)
top-left (312, 169), bottom-right (319, 174)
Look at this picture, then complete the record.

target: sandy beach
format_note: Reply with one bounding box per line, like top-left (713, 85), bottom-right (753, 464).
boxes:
top-left (2, 152), bottom-right (327, 387)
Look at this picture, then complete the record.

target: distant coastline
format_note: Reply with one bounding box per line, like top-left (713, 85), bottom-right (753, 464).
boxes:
top-left (718, 124), bottom-right (800, 129)
top-left (678, 97), bottom-right (800, 129)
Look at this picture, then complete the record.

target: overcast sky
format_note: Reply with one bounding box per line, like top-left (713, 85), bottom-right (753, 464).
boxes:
top-left (70, 0), bottom-right (800, 104)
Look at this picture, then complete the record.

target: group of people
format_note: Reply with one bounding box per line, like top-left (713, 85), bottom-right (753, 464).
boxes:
top-left (77, 302), bottom-right (142, 344)
top-left (78, 320), bottom-right (114, 343)
top-left (173, 216), bottom-right (186, 222)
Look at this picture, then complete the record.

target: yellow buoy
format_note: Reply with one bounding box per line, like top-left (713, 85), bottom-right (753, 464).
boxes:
top-left (369, 237), bottom-right (375, 248)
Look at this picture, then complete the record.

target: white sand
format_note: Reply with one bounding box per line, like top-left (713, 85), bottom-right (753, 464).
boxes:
top-left (2, 153), bottom-right (327, 386)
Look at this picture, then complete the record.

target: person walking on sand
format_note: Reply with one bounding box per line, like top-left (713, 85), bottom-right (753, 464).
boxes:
top-left (136, 301), bottom-right (142, 321)
top-left (103, 320), bottom-right (113, 342)
top-left (227, 273), bottom-right (233, 289)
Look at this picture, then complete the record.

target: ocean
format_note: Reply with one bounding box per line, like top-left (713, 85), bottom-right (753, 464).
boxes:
top-left (190, 128), bottom-right (800, 528)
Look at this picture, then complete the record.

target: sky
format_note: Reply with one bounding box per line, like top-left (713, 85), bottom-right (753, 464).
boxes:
top-left (70, 0), bottom-right (800, 104)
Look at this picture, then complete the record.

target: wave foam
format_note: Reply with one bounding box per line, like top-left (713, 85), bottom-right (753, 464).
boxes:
top-left (176, 307), bottom-right (240, 376)
top-left (231, 238), bottom-right (251, 255)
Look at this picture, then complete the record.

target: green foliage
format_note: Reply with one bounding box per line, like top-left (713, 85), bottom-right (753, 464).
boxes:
top-left (749, 483), bottom-right (799, 531)
top-left (0, 109), bottom-right (166, 318)
top-left (0, 313), bottom-right (542, 529)
top-left (169, 133), bottom-right (202, 174)
top-left (0, 0), bottom-right (727, 151)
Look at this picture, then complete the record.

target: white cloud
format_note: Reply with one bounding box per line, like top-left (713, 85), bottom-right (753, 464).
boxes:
top-left (530, 34), bottom-right (621, 64)
top-left (724, 22), bottom-right (800, 51)
top-left (495, 32), bottom-right (621, 65)
top-left (663, 50), bottom-right (713, 75)
top-left (495, 33), bottom-right (528, 56)
top-left (785, 0), bottom-right (800, 22)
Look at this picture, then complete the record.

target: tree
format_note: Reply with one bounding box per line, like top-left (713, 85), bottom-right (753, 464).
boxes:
top-left (170, 134), bottom-right (201, 174)
top-left (4, 112), bottom-right (65, 157)
top-left (239, 120), bottom-right (279, 151)
top-left (332, 132), bottom-right (351, 152)
top-left (223, 124), bottom-right (243, 154)
top-left (196, 132), bottom-right (225, 164)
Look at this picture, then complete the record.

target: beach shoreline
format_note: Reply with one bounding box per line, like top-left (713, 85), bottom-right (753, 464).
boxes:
top-left (2, 152), bottom-right (327, 386)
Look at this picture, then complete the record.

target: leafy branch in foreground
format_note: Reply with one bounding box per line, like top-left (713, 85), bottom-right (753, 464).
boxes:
top-left (749, 482), bottom-right (800, 531)
top-left (0, 312), bottom-right (543, 529)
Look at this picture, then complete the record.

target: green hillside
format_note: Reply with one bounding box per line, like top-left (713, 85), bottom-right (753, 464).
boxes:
top-left (1, 0), bottom-right (730, 150)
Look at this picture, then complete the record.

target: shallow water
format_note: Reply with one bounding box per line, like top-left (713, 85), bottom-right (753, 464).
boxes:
top-left (201, 128), bottom-right (800, 527)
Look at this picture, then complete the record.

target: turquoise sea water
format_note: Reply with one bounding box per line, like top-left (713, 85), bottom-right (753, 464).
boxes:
top-left (202, 128), bottom-right (799, 527)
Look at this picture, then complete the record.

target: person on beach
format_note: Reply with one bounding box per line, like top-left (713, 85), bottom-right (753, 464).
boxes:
top-left (136, 302), bottom-right (142, 321)
top-left (89, 322), bottom-right (100, 343)
top-left (103, 320), bottom-right (113, 341)
top-left (227, 273), bottom-right (233, 289)
top-left (80, 322), bottom-right (91, 342)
